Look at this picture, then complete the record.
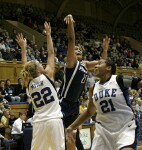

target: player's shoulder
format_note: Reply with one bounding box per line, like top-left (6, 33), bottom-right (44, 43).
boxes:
top-left (80, 60), bottom-right (87, 67)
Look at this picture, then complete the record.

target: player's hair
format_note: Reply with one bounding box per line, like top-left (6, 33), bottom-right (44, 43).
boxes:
top-left (21, 60), bottom-right (38, 87)
top-left (105, 58), bottom-right (116, 75)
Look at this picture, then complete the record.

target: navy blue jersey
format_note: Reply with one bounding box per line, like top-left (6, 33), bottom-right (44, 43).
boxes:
top-left (58, 61), bottom-right (88, 103)
top-left (58, 61), bottom-right (88, 126)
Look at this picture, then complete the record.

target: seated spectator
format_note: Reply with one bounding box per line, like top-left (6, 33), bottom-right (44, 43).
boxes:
top-left (0, 133), bottom-right (10, 150)
top-left (5, 79), bottom-right (21, 102)
top-left (131, 59), bottom-right (139, 69)
top-left (0, 109), bottom-right (10, 129)
top-left (40, 49), bottom-right (47, 62)
top-left (2, 47), bottom-right (16, 61)
top-left (9, 112), bottom-right (17, 126)
top-left (0, 80), bottom-right (11, 102)
top-left (0, 97), bottom-right (5, 116)
top-left (0, 51), bottom-right (4, 60)
top-left (11, 112), bottom-right (26, 150)
top-left (55, 66), bottom-right (64, 83)
top-left (15, 78), bottom-right (27, 102)
top-left (0, 39), bottom-right (6, 52)
top-left (132, 71), bottom-right (137, 79)
top-left (1, 109), bottom-right (11, 139)
top-left (79, 96), bottom-right (87, 114)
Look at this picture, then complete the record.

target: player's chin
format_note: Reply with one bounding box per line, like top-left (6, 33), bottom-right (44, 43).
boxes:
top-left (94, 71), bottom-right (99, 77)
top-left (77, 55), bottom-right (82, 61)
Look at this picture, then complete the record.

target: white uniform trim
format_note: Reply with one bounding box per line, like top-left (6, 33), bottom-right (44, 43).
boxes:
top-left (62, 61), bottom-right (79, 98)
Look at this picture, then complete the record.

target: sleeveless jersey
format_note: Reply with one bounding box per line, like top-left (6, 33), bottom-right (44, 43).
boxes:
top-left (28, 74), bottom-right (63, 123)
top-left (93, 75), bottom-right (134, 132)
top-left (58, 61), bottom-right (88, 102)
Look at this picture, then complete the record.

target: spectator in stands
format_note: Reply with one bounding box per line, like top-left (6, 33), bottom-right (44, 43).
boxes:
top-left (5, 79), bottom-right (21, 102)
top-left (4, 38), bottom-right (14, 49)
top-left (40, 49), bottom-right (47, 62)
top-left (0, 109), bottom-right (10, 128)
top-left (55, 65), bottom-right (64, 83)
top-left (0, 97), bottom-right (5, 115)
top-left (2, 47), bottom-right (16, 61)
top-left (132, 59), bottom-right (139, 69)
top-left (0, 80), bottom-right (11, 102)
top-left (139, 74), bottom-right (142, 79)
top-left (132, 71), bottom-right (137, 79)
top-left (0, 133), bottom-right (10, 150)
top-left (79, 96), bottom-right (87, 114)
top-left (34, 50), bottom-right (41, 62)
top-left (0, 40), bottom-right (6, 52)
top-left (0, 109), bottom-right (12, 141)
top-left (14, 78), bottom-right (27, 102)
top-left (11, 112), bottom-right (26, 150)
top-left (9, 112), bottom-right (17, 126)
top-left (57, 53), bottom-right (65, 64)
top-left (0, 51), bottom-right (3, 60)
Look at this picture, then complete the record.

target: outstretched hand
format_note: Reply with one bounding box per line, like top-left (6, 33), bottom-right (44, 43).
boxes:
top-left (66, 127), bottom-right (74, 143)
top-left (16, 33), bottom-right (27, 49)
top-left (102, 35), bottom-right (110, 51)
top-left (44, 21), bottom-right (51, 35)
top-left (64, 14), bottom-right (75, 24)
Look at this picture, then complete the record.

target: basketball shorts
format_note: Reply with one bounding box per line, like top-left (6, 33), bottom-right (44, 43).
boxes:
top-left (31, 118), bottom-right (65, 150)
top-left (91, 119), bottom-right (140, 150)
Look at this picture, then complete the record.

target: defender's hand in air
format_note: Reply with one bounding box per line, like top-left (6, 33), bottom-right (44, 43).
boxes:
top-left (44, 21), bottom-right (51, 35)
top-left (102, 35), bottom-right (110, 51)
top-left (16, 33), bottom-right (27, 49)
top-left (64, 14), bottom-right (75, 24)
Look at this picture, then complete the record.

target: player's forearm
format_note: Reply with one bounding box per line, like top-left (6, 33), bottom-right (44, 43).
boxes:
top-left (70, 110), bottom-right (92, 130)
top-left (101, 50), bottom-right (107, 60)
top-left (46, 34), bottom-right (54, 56)
top-left (67, 21), bottom-right (75, 45)
top-left (21, 47), bottom-right (27, 65)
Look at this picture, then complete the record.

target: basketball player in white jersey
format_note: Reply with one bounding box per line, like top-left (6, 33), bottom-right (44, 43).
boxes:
top-left (58, 14), bottom-right (110, 150)
top-left (16, 22), bottom-right (65, 150)
top-left (66, 58), bottom-right (142, 150)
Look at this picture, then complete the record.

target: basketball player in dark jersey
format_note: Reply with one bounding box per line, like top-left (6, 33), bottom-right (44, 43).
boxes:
top-left (58, 14), bottom-right (110, 150)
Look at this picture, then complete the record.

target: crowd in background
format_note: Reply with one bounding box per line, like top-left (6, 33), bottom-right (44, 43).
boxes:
top-left (0, 2), bottom-right (142, 149)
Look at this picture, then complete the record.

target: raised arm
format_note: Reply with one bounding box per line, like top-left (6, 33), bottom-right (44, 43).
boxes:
top-left (44, 22), bottom-right (55, 80)
top-left (15, 33), bottom-right (27, 65)
top-left (84, 35), bottom-right (110, 71)
top-left (64, 14), bottom-right (77, 68)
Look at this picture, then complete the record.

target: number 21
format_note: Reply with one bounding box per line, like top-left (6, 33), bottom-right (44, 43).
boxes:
top-left (100, 99), bottom-right (115, 113)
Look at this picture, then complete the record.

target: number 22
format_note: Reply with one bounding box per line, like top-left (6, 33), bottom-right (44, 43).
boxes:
top-left (31, 87), bottom-right (55, 108)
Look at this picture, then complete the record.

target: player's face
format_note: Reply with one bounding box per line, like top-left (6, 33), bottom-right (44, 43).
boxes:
top-left (94, 59), bottom-right (107, 78)
top-left (75, 46), bottom-right (82, 61)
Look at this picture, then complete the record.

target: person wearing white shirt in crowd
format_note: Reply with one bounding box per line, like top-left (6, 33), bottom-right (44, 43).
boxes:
top-left (11, 112), bottom-right (26, 150)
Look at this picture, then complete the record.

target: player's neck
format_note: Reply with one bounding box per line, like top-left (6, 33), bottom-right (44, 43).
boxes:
top-left (100, 74), bottom-right (112, 84)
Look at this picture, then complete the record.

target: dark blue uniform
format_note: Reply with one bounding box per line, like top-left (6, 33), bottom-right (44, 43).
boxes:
top-left (58, 61), bottom-right (88, 127)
